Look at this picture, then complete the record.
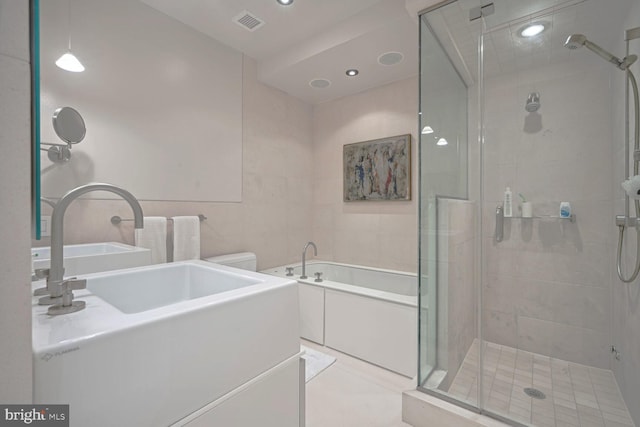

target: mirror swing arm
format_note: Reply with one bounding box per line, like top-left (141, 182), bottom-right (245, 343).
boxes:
top-left (40, 141), bottom-right (72, 163)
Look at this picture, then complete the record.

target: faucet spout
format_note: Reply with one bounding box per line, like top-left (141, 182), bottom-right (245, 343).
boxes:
top-left (301, 241), bottom-right (317, 279)
top-left (40, 183), bottom-right (144, 315)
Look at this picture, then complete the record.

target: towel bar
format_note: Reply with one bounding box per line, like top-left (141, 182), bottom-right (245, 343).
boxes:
top-left (111, 214), bottom-right (207, 225)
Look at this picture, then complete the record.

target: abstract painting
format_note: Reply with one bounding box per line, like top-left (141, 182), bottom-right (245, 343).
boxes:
top-left (343, 134), bottom-right (411, 201)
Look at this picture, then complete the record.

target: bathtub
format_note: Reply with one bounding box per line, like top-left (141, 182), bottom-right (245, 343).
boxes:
top-left (263, 261), bottom-right (417, 378)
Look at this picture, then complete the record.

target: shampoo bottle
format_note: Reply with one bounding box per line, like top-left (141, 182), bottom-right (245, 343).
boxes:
top-left (504, 187), bottom-right (513, 217)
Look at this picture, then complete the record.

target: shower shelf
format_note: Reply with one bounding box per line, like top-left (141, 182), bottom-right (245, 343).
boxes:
top-left (507, 214), bottom-right (576, 223)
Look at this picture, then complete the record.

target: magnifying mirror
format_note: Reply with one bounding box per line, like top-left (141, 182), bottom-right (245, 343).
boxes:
top-left (52, 107), bottom-right (86, 144)
top-left (41, 106), bottom-right (86, 163)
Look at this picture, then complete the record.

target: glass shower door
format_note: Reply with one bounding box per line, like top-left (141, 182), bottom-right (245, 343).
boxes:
top-left (417, 1), bottom-right (473, 406)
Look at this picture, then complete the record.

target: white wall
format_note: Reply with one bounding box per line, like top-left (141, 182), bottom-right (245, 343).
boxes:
top-left (0, 0), bottom-right (33, 402)
top-left (35, 56), bottom-right (314, 271)
top-left (311, 77), bottom-right (418, 272)
top-left (39, 0), bottom-right (243, 202)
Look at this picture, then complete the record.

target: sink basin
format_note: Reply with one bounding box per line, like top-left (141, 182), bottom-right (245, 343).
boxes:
top-left (32, 261), bottom-right (300, 427)
top-left (32, 242), bottom-right (152, 276)
top-left (86, 261), bottom-right (261, 314)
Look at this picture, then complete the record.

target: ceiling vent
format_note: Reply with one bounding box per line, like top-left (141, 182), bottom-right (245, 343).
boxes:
top-left (233, 10), bottom-right (265, 32)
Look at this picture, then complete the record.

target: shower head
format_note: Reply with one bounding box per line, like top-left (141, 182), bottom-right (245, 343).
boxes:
top-left (564, 34), bottom-right (587, 50)
top-left (564, 34), bottom-right (638, 70)
top-left (525, 92), bottom-right (540, 112)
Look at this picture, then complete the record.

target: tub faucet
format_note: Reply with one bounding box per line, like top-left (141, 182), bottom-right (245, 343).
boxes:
top-left (37, 183), bottom-right (144, 315)
top-left (301, 241), bottom-right (317, 279)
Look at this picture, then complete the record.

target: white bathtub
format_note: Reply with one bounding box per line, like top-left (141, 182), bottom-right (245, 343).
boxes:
top-left (263, 261), bottom-right (417, 377)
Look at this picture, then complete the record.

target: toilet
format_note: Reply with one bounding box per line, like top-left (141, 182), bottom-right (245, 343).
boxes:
top-left (203, 252), bottom-right (257, 271)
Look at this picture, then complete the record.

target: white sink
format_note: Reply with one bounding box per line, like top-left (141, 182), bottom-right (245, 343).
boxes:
top-left (86, 261), bottom-right (261, 314)
top-left (32, 242), bottom-right (152, 276)
top-left (32, 261), bottom-right (300, 427)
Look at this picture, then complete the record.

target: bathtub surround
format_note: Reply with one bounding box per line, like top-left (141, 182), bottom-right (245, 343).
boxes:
top-left (265, 261), bottom-right (417, 377)
top-left (0, 0), bottom-right (33, 402)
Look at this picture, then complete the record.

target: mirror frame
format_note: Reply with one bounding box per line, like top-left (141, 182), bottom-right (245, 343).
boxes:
top-left (30, 0), bottom-right (41, 239)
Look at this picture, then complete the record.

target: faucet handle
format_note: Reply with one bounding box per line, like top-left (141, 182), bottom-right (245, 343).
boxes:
top-left (33, 268), bottom-right (50, 280)
top-left (62, 277), bottom-right (87, 291)
top-left (285, 267), bottom-right (294, 276)
top-left (314, 272), bottom-right (323, 283)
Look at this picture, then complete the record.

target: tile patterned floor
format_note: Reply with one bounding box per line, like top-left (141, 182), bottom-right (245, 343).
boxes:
top-left (448, 340), bottom-right (636, 427)
top-left (302, 340), bottom-right (414, 427)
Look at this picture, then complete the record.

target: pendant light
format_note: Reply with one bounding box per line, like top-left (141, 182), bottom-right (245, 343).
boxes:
top-left (55, 0), bottom-right (84, 72)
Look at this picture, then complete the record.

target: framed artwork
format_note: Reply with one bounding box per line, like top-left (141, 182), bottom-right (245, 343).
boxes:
top-left (343, 134), bottom-right (411, 202)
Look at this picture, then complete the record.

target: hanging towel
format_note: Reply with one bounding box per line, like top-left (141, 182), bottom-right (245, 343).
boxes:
top-left (134, 217), bottom-right (167, 264)
top-left (172, 216), bottom-right (201, 261)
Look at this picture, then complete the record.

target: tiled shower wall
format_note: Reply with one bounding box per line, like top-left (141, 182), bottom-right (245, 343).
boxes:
top-left (612, 3), bottom-right (640, 425)
top-left (437, 198), bottom-right (477, 390)
top-left (481, 59), bottom-right (614, 369)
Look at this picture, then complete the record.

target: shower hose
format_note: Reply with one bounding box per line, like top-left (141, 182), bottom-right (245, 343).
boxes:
top-left (617, 70), bottom-right (640, 282)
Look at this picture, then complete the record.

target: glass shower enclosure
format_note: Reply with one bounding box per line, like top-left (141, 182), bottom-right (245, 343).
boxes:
top-left (417, 0), bottom-right (639, 425)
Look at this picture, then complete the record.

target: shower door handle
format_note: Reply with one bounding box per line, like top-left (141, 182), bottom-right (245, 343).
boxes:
top-left (495, 205), bottom-right (504, 242)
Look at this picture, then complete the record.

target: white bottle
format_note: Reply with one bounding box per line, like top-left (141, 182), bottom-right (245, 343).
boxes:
top-left (504, 187), bottom-right (513, 217)
top-left (559, 202), bottom-right (571, 218)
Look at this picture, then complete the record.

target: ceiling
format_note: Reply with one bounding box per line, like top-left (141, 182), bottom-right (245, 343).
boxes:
top-left (134, 0), bottom-right (632, 104)
top-left (423, 0), bottom-right (634, 84)
top-left (139, 0), bottom-right (423, 104)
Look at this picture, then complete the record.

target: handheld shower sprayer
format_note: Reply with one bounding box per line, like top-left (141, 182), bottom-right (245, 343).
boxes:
top-left (564, 34), bottom-right (637, 70)
top-left (567, 31), bottom-right (640, 282)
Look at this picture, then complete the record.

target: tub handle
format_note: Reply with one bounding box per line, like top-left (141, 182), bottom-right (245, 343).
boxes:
top-left (314, 272), bottom-right (323, 283)
top-left (285, 267), bottom-right (294, 276)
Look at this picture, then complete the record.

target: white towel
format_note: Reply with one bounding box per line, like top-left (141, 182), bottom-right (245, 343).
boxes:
top-left (172, 216), bottom-right (200, 261)
top-left (134, 217), bottom-right (167, 264)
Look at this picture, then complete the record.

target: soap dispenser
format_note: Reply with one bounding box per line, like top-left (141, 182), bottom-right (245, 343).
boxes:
top-left (504, 187), bottom-right (513, 217)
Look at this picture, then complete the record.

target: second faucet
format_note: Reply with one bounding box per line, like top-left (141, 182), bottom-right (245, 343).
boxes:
top-left (301, 241), bottom-right (317, 279)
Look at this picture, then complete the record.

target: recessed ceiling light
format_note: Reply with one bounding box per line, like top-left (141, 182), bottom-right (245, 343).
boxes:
top-left (276, 0), bottom-right (293, 5)
top-left (436, 137), bottom-right (448, 146)
top-left (346, 69), bottom-right (359, 77)
top-left (518, 22), bottom-right (547, 38)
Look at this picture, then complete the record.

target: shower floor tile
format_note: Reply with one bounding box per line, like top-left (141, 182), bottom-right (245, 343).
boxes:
top-left (447, 340), bottom-right (635, 427)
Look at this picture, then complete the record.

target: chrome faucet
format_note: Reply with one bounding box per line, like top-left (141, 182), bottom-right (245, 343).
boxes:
top-left (300, 241), bottom-right (317, 279)
top-left (37, 183), bottom-right (144, 315)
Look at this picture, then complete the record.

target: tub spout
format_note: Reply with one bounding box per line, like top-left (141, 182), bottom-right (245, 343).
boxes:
top-left (301, 241), bottom-right (317, 279)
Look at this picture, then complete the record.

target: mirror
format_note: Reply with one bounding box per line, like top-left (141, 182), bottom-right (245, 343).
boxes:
top-left (41, 106), bottom-right (85, 164)
top-left (52, 106), bottom-right (85, 144)
top-left (39, 0), bottom-right (243, 203)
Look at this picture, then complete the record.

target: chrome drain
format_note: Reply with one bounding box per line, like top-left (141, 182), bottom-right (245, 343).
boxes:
top-left (524, 388), bottom-right (546, 399)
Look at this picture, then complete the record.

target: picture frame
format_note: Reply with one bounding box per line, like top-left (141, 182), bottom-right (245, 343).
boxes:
top-left (343, 134), bottom-right (411, 202)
